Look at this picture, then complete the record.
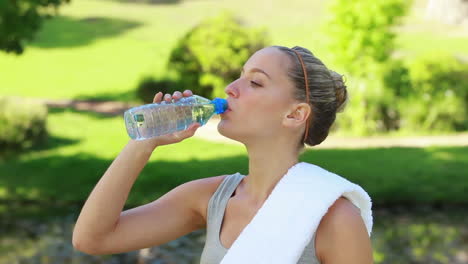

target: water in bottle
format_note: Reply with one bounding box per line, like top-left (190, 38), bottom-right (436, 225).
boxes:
top-left (124, 95), bottom-right (228, 140)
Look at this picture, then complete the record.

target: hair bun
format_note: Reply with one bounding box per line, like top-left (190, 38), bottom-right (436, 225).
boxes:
top-left (329, 70), bottom-right (348, 112)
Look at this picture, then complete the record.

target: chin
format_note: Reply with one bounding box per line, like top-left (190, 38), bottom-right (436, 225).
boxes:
top-left (217, 120), bottom-right (240, 141)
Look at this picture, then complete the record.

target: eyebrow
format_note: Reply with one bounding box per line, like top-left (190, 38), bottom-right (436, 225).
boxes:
top-left (241, 67), bottom-right (271, 80)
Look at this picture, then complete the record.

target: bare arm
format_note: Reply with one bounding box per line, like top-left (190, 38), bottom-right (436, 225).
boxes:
top-left (315, 197), bottom-right (374, 264)
top-left (72, 90), bottom-right (204, 255)
top-left (72, 140), bottom-right (155, 249)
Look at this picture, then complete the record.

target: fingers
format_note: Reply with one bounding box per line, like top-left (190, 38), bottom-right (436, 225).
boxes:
top-left (183, 90), bottom-right (193, 97)
top-left (189, 122), bottom-right (201, 131)
top-left (182, 123), bottom-right (200, 135)
top-left (164, 93), bottom-right (172, 102)
top-left (184, 123), bottom-right (200, 137)
top-left (172, 91), bottom-right (182, 101)
top-left (153, 92), bottom-right (163, 103)
top-left (173, 90), bottom-right (192, 100)
top-left (172, 122), bottom-right (200, 142)
top-left (153, 90), bottom-right (193, 104)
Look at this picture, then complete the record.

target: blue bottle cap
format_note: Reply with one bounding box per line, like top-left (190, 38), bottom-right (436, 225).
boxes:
top-left (211, 98), bottom-right (228, 114)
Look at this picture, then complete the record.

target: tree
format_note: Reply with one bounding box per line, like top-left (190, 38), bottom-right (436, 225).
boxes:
top-left (426, 0), bottom-right (468, 25)
top-left (168, 12), bottom-right (269, 99)
top-left (0, 0), bottom-right (70, 54)
top-left (323, 0), bottom-right (410, 134)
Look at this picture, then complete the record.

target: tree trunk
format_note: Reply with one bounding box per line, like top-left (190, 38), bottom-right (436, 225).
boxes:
top-left (426, 0), bottom-right (468, 25)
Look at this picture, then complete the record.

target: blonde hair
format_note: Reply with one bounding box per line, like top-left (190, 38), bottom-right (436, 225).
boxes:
top-left (274, 46), bottom-right (348, 147)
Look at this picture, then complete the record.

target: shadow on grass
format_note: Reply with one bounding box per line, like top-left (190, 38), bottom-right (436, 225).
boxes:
top-left (33, 134), bottom-right (81, 151)
top-left (28, 16), bottom-right (142, 49)
top-left (1, 146), bottom-right (468, 263)
top-left (301, 146), bottom-right (468, 205)
top-left (48, 106), bottom-right (127, 119)
top-left (0, 135), bottom-right (81, 161)
top-left (73, 89), bottom-right (139, 103)
top-left (1, 146), bottom-right (468, 212)
top-left (0, 152), bottom-right (249, 212)
top-left (103, 0), bottom-right (183, 5)
top-left (45, 90), bottom-right (140, 118)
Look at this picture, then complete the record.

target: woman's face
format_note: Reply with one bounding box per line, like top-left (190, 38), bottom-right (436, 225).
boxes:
top-left (218, 46), bottom-right (299, 144)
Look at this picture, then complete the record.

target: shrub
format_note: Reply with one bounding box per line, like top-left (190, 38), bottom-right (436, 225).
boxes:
top-left (167, 11), bottom-right (270, 99)
top-left (337, 78), bottom-right (401, 135)
top-left (323, 0), bottom-right (410, 135)
top-left (399, 53), bottom-right (468, 131)
top-left (0, 97), bottom-right (48, 153)
top-left (136, 76), bottom-right (181, 104)
top-left (324, 0), bottom-right (410, 77)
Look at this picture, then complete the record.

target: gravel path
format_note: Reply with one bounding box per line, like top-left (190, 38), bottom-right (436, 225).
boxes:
top-left (38, 98), bottom-right (468, 149)
top-left (196, 116), bottom-right (468, 149)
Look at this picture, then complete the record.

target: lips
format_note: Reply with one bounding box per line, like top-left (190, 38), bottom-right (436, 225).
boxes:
top-left (221, 104), bottom-right (232, 115)
top-left (226, 100), bottom-right (233, 112)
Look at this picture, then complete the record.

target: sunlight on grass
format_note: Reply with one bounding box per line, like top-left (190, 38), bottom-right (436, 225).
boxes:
top-left (1, 0), bottom-right (467, 206)
top-left (0, 187), bottom-right (7, 199)
top-left (1, 0), bottom-right (465, 101)
top-left (42, 110), bottom-right (245, 160)
top-left (0, 110), bottom-right (466, 205)
top-left (397, 32), bottom-right (468, 56)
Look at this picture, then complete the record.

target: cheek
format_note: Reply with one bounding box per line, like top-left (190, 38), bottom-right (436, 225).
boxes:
top-left (245, 100), bottom-right (284, 129)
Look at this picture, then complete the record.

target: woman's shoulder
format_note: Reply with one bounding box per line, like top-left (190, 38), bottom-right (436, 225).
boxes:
top-left (315, 197), bottom-right (372, 263)
top-left (187, 174), bottom-right (233, 225)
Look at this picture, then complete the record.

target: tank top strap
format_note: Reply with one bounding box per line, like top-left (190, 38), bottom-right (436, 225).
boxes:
top-left (206, 173), bottom-right (244, 235)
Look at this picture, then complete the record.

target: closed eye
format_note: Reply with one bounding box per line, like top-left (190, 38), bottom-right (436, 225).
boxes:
top-left (251, 81), bottom-right (262, 87)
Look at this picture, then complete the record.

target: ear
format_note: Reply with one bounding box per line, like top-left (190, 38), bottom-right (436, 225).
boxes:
top-left (283, 103), bottom-right (311, 128)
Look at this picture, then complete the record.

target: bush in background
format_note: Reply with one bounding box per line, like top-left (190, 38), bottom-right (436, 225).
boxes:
top-left (136, 75), bottom-right (182, 104)
top-left (386, 53), bottom-right (468, 132)
top-left (167, 11), bottom-right (270, 99)
top-left (0, 97), bottom-right (48, 154)
top-left (323, 0), bottom-right (410, 135)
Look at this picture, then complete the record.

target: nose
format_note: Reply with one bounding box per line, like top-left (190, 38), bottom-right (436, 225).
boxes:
top-left (224, 79), bottom-right (239, 98)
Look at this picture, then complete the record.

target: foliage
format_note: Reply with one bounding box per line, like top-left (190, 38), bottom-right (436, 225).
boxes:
top-left (372, 212), bottom-right (465, 264)
top-left (401, 53), bottom-right (468, 131)
top-left (2, 211), bottom-right (467, 264)
top-left (0, 97), bottom-right (48, 154)
top-left (136, 75), bottom-right (181, 104)
top-left (325, 0), bottom-right (410, 77)
top-left (383, 53), bottom-right (468, 132)
top-left (334, 74), bottom-right (401, 135)
top-left (1, 213), bottom-right (208, 263)
top-left (0, 0), bottom-right (70, 54)
top-left (1, 110), bottom-right (467, 206)
top-left (1, 0), bottom-right (467, 107)
top-left (323, 0), bottom-right (411, 135)
top-left (168, 11), bottom-right (270, 99)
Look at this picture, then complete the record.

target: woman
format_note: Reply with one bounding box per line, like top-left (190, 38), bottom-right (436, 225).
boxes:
top-left (73, 46), bottom-right (374, 264)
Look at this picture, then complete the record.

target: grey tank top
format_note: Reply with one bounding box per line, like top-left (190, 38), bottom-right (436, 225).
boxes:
top-left (200, 173), bottom-right (321, 264)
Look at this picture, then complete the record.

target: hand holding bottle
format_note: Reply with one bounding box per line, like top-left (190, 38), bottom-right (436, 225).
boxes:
top-left (129, 90), bottom-right (202, 149)
top-left (124, 89), bottom-right (227, 148)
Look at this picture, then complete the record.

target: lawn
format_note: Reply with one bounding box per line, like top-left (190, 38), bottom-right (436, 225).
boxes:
top-left (1, 0), bottom-right (467, 208)
top-left (1, 110), bottom-right (467, 207)
top-left (0, 0), bottom-right (467, 101)
top-left (1, 3), bottom-right (467, 262)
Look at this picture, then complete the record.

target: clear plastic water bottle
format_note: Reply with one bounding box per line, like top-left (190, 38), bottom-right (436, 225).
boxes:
top-left (124, 95), bottom-right (228, 140)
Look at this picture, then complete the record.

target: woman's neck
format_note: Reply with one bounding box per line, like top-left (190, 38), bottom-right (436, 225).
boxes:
top-left (241, 141), bottom-right (300, 206)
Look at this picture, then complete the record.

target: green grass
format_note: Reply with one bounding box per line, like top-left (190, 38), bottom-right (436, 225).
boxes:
top-left (1, 110), bottom-right (467, 207)
top-left (396, 32), bottom-right (468, 57)
top-left (1, 0), bottom-right (467, 209)
top-left (0, 0), bottom-right (466, 101)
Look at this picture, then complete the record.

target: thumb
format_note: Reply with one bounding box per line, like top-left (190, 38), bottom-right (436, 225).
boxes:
top-left (181, 123), bottom-right (201, 138)
top-left (189, 122), bottom-right (201, 134)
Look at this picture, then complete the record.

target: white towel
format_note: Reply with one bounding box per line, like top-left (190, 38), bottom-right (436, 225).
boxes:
top-left (220, 162), bottom-right (373, 264)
